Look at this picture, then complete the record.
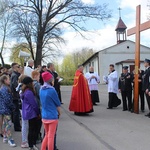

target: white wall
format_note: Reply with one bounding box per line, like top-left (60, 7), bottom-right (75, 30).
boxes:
top-left (83, 40), bottom-right (150, 82)
top-left (83, 56), bottom-right (99, 74)
top-left (99, 41), bottom-right (150, 82)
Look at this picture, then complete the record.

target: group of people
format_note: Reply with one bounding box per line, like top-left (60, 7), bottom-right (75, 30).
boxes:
top-left (104, 58), bottom-right (150, 116)
top-left (0, 60), bottom-right (62, 150)
top-left (69, 58), bottom-right (150, 118)
top-left (1, 57), bottom-right (150, 149)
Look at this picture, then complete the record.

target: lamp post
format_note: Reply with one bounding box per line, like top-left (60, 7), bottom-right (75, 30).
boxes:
top-left (18, 50), bottom-right (30, 66)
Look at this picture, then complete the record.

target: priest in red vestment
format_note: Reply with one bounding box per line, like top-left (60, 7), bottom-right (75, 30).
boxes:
top-left (69, 65), bottom-right (93, 115)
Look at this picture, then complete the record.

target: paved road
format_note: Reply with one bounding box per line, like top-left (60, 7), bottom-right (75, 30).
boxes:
top-left (1, 85), bottom-right (150, 150)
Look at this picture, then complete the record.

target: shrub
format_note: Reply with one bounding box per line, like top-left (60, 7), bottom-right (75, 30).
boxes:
top-left (60, 78), bottom-right (74, 85)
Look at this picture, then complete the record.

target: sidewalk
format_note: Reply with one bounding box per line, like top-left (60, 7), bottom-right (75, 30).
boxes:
top-left (1, 85), bottom-right (150, 150)
top-left (58, 85), bottom-right (150, 150)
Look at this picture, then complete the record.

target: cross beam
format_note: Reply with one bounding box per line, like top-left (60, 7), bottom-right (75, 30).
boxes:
top-left (127, 20), bottom-right (150, 36)
top-left (127, 5), bottom-right (150, 114)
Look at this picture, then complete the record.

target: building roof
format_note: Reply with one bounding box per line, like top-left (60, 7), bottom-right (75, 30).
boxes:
top-left (82, 52), bottom-right (99, 66)
top-left (115, 17), bottom-right (127, 31)
top-left (115, 59), bottom-right (144, 65)
top-left (82, 40), bottom-right (150, 66)
top-left (99, 40), bottom-right (150, 53)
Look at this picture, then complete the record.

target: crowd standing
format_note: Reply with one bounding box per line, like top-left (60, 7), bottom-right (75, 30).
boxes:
top-left (102, 58), bottom-right (150, 115)
top-left (69, 58), bottom-right (150, 117)
top-left (0, 60), bottom-right (62, 150)
top-left (0, 58), bottom-right (150, 149)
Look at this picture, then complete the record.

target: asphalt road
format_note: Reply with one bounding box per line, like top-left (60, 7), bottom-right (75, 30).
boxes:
top-left (1, 85), bottom-right (150, 150)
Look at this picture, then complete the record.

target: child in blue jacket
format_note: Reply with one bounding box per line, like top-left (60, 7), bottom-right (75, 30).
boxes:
top-left (0, 75), bottom-right (16, 147)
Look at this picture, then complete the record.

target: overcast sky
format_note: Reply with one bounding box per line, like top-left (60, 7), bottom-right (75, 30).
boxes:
top-left (2, 0), bottom-right (150, 64)
top-left (60, 0), bottom-right (150, 56)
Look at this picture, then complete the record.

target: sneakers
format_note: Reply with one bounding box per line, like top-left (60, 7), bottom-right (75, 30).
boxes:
top-left (3, 137), bottom-right (16, 147)
top-left (3, 137), bottom-right (8, 143)
top-left (21, 142), bottom-right (29, 148)
top-left (8, 139), bottom-right (16, 147)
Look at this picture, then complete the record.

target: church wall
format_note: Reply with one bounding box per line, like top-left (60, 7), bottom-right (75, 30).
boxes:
top-left (100, 41), bottom-right (150, 54)
top-left (83, 41), bottom-right (150, 83)
top-left (99, 52), bottom-right (149, 83)
top-left (83, 56), bottom-right (99, 75)
top-left (99, 53), bottom-right (131, 82)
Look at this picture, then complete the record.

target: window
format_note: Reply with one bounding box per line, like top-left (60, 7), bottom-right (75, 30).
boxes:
top-left (92, 62), bottom-right (94, 67)
top-left (86, 66), bottom-right (88, 72)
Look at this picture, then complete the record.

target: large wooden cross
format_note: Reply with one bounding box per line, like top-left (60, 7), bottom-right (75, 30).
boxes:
top-left (127, 5), bottom-right (150, 114)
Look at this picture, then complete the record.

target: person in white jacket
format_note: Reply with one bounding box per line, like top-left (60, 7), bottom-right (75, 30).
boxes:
top-left (103, 64), bottom-right (119, 109)
top-left (24, 60), bottom-right (34, 77)
top-left (85, 66), bottom-right (100, 105)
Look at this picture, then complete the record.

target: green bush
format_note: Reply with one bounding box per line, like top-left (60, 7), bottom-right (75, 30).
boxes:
top-left (60, 78), bottom-right (74, 85)
top-left (0, 64), bottom-right (11, 69)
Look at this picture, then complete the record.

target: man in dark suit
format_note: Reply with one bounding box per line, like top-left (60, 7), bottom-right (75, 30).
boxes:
top-left (119, 66), bottom-right (133, 111)
top-left (142, 59), bottom-right (150, 117)
top-left (47, 63), bottom-right (62, 104)
top-left (39, 65), bottom-right (47, 85)
top-left (10, 63), bottom-right (21, 131)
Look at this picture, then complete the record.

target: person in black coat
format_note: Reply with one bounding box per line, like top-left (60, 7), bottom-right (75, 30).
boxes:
top-left (142, 59), bottom-right (150, 117)
top-left (10, 63), bottom-right (21, 131)
top-left (138, 70), bottom-right (145, 112)
top-left (47, 63), bottom-right (62, 104)
top-left (39, 65), bottom-right (47, 85)
top-left (119, 66), bottom-right (133, 111)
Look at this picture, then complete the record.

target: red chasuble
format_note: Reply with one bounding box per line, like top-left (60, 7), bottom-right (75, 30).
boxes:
top-left (69, 70), bottom-right (93, 113)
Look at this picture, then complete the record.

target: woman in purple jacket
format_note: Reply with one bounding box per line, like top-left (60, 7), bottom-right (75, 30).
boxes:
top-left (21, 76), bottom-right (39, 150)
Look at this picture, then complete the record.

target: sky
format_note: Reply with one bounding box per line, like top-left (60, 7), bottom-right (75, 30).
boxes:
top-left (60, 0), bottom-right (150, 57)
top-left (2, 0), bottom-right (150, 64)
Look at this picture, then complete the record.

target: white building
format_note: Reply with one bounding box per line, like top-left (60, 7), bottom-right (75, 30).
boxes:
top-left (82, 18), bottom-right (150, 82)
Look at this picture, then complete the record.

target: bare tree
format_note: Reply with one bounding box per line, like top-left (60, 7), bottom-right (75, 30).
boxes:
top-left (10, 43), bottom-right (32, 66)
top-left (0, 0), bottom-right (12, 66)
top-left (59, 48), bottom-right (95, 85)
top-left (12, 11), bottom-right (36, 61)
top-left (73, 48), bottom-right (95, 68)
top-left (10, 0), bottom-right (111, 67)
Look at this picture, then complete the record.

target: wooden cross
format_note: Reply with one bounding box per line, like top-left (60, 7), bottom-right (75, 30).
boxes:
top-left (118, 7), bottom-right (122, 18)
top-left (127, 5), bottom-right (150, 114)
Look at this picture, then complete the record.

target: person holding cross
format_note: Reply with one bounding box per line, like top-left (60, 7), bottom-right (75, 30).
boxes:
top-left (127, 5), bottom-right (150, 113)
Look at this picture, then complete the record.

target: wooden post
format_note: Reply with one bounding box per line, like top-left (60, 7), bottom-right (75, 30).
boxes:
top-left (127, 5), bottom-right (150, 114)
top-left (134, 5), bottom-right (141, 114)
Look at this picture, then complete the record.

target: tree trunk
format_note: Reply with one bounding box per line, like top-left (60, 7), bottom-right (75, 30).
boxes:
top-left (0, 52), bottom-right (5, 66)
top-left (0, 27), bottom-right (6, 67)
top-left (28, 40), bottom-right (35, 61)
top-left (35, 33), bottom-right (43, 67)
top-left (35, 47), bottom-right (42, 67)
